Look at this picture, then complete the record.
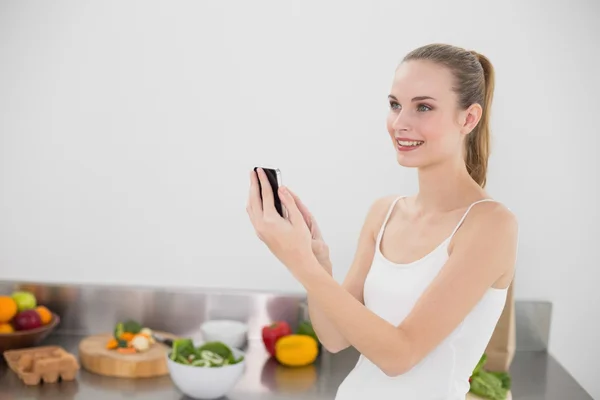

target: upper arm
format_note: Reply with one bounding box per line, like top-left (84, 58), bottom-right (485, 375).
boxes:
top-left (342, 196), bottom-right (398, 303)
top-left (397, 202), bottom-right (518, 371)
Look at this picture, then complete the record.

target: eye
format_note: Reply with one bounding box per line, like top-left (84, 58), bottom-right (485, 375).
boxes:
top-left (417, 104), bottom-right (433, 112)
top-left (389, 100), bottom-right (401, 111)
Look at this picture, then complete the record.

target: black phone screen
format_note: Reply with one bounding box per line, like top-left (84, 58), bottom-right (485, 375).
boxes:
top-left (254, 167), bottom-right (284, 217)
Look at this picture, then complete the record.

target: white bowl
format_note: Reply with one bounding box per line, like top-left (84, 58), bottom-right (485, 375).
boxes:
top-left (200, 320), bottom-right (248, 349)
top-left (166, 346), bottom-right (246, 399)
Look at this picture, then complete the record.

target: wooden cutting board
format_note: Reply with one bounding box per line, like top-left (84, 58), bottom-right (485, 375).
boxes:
top-left (78, 332), bottom-right (178, 378)
top-left (467, 391), bottom-right (512, 400)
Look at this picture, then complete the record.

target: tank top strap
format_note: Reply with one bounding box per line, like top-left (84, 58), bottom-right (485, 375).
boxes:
top-left (448, 198), bottom-right (497, 240)
top-left (376, 196), bottom-right (406, 247)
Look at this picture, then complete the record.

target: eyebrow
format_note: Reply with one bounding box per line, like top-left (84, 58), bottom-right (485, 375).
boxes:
top-left (388, 95), bottom-right (437, 102)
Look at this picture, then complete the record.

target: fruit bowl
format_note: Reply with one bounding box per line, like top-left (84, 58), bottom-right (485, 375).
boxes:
top-left (0, 313), bottom-right (60, 353)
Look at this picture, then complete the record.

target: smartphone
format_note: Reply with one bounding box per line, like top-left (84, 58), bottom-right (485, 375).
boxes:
top-left (254, 167), bottom-right (286, 218)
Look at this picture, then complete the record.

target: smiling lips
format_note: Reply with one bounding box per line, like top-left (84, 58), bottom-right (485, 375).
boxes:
top-left (396, 137), bottom-right (424, 151)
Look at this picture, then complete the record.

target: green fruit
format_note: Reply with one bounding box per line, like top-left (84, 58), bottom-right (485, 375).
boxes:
top-left (11, 291), bottom-right (37, 312)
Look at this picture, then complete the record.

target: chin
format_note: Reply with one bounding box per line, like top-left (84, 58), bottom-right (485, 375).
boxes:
top-left (396, 152), bottom-right (425, 168)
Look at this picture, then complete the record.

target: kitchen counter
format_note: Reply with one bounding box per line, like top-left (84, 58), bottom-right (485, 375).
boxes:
top-left (0, 333), bottom-right (592, 400)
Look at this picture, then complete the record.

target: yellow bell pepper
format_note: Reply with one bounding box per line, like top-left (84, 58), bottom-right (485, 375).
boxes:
top-left (275, 334), bottom-right (318, 367)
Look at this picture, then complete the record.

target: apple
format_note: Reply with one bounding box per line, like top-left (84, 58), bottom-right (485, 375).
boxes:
top-left (13, 310), bottom-right (42, 331)
top-left (11, 291), bottom-right (37, 312)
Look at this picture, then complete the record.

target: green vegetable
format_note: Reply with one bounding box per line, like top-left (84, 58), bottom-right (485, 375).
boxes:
top-left (297, 321), bottom-right (319, 343)
top-left (114, 322), bottom-right (124, 339)
top-left (197, 342), bottom-right (232, 360)
top-left (472, 353), bottom-right (487, 376)
top-left (468, 353), bottom-right (510, 400)
top-left (113, 320), bottom-right (142, 339)
top-left (170, 338), bottom-right (195, 361)
top-left (470, 371), bottom-right (508, 400)
top-left (117, 339), bottom-right (129, 348)
top-left (200, 350), bottom-right (224, 366)
top-left (192, 359), bottom-right (210, 367)
top-left (123, 320), bottom-right (142, 334)
top-left (170, 339), bottom-right (244, 367)
top-left (176, 354), bottom-right (189, 365)
top-left (489, 371), bottom-right (511, 390)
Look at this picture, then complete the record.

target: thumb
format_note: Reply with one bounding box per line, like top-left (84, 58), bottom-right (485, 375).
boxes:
top-left (278, 186), bottom-right (304, 226)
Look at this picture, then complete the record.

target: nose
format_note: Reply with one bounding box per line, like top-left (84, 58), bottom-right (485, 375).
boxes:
top-left (391, 110), bottom-right (410, 133)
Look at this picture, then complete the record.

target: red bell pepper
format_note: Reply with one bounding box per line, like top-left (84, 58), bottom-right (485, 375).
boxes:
top-left (261, 321), bottom-right (292, 356)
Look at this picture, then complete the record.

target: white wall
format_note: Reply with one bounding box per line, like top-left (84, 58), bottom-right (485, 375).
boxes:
top-left (1, 0), bottom-right (598, 397)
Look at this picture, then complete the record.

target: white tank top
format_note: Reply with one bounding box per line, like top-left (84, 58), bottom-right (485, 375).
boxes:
top-left (335, 197), bottom-right (510, 400)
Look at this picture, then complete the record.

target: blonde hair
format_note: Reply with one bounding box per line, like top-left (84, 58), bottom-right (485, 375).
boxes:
top-left (403, 44), bottom-right (495, 188)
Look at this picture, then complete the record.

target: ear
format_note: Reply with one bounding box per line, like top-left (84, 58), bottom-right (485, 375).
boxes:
top-left (460, 103), bottom-right (483, 136)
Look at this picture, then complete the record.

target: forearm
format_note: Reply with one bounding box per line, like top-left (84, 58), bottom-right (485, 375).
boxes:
top-left (307, 272), bottom-right (352, 353)
top-left (300, 262), bottom-right (412, 376)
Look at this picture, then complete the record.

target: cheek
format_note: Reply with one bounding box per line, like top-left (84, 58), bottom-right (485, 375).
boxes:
top-left (417, 113), bottom-right (447, 141)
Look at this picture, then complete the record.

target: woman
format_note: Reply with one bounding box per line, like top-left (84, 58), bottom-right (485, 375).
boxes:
top-left (247, 43), bottom-right (518, 399)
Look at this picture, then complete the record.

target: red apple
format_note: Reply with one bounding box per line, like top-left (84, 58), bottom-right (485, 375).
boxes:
top-left (13, 310), bottom-right (42, 331)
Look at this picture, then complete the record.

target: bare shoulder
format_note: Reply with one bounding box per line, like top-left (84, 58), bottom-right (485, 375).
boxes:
top-left (464, 201), bottom-right (518, 237)
top-left (365, 195), bottom-right (403, 238)
top-left (452, 201), bottom-right (518, 262)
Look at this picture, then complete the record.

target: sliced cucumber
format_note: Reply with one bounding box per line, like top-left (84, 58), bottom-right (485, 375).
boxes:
top-left (200, 350), bottom-right (224, 365)
top-left (192, 359), bottom-right (210, 367)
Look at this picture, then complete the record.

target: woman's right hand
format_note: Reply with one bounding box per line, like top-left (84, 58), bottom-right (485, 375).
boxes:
top-left (287, 190), bottom-right (331, 273)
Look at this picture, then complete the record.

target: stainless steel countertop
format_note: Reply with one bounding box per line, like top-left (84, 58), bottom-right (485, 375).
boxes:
top-left (0, 334), bottom-right (593, 400)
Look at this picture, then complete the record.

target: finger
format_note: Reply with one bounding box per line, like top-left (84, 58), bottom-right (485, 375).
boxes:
top-left (287, 189), bottom-right (323, 238)
top-left (287, 189), bottom-right (311, 217)
top-left (278, 186), bottom-right (304, 226)
top-left (286, 188), bottom-right (313, 227)
top-left (256, 168), bottom-right (277, 216)
top-left (248, 169), bottom-right (262, 217)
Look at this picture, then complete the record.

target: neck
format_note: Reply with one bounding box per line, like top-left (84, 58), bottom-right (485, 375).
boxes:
top-left (415, 157), bottom-right (483, 212)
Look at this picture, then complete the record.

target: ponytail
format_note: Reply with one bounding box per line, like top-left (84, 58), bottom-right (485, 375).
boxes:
top-left (466, 51), bottom-right (495, 188)
top-left (403, 44), bottom-right (496, 188)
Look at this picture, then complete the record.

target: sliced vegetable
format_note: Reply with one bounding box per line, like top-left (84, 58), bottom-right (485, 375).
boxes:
top-left (192, 359), bottom-right (210, 367)
top-left (170, 339), bottom-right (244, 368)
top-left (200, 350), bottom-right (224, 365)
top-left (140, 327), bottom-right (156, 344)
top-left (119, 332), bottom-right (135, 342)
top-left (117, 347), bottom-right (137, 354)
top-left (131, 334), bottom-right (150, 352)
top-left (197, 342), bottom-right (233, 361)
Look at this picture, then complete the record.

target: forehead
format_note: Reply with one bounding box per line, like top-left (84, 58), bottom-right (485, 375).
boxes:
top-left (390, 60), bottom-right (455, 100)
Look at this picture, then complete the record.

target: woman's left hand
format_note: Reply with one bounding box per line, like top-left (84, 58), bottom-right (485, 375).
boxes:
top-left (246, 168), bottom-right (319, 279)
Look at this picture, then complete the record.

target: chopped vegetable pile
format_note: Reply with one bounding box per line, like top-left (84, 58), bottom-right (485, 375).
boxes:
top-left (169, 339), bottom-right (244, 368)
top-left (469, 354), bottom-right (511, 400)
top-left (106, 319), bottom-right (156, 354)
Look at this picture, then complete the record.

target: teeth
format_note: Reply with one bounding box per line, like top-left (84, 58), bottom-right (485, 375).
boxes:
top-left (397, 139), bottom-right (424, 147)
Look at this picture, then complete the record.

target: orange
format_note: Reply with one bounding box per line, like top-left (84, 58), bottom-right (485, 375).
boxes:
top-left (0, 296), bottom-right (18, 323)
top-left (0, 322), bottom-right (14, 333)
top-left (35, 306), bottom-right (53, 325)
